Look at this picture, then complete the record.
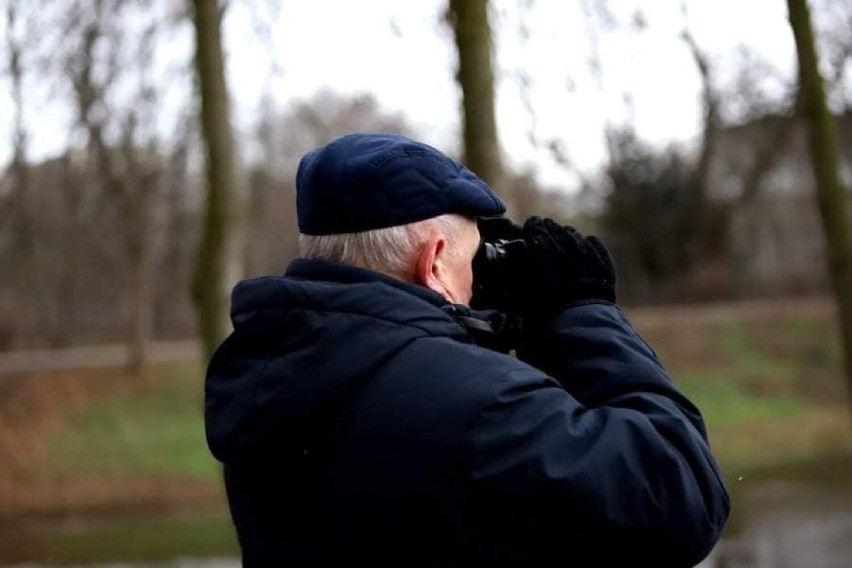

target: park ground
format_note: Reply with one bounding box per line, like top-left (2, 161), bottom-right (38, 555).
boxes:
top-left (0, 296), bottom-right (851, 564)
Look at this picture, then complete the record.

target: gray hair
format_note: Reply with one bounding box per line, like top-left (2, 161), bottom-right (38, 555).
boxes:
top-left (299, 214), bottom-right (469, 280)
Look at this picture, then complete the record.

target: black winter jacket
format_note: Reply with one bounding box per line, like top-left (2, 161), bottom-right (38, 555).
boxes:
top-left (205, 258), bottom-right (730, 566)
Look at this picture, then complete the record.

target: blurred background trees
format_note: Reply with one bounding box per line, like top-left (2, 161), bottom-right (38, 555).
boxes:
top-left (0, 0), bottom-right (192, 373)
top-left (447, 0), bottom-right (505, 202)
top-left (1, 2), bottom-right (851, 563)
top-left (190, 0), bottom-right (244, 360)
top-left (787, 0), bottom-right (852, 419)
top-left (0, 0), bottom-right (849, 380)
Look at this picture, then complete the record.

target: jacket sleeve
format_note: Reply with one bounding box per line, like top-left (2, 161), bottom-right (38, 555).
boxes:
top-left (466, 303), bottom-right (730, 566)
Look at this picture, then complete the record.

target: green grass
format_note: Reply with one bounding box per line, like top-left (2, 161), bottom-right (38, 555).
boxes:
top-left (41, 312), bottom-right (847, 480)
top-left (7, 306), bottom-right (851, 564)
top-left (636, 310), bottom-right (850, 472)
top-left (782, 316), bottom-right (843, 360)
top-left (676, 370), bottom-right (804, 426)
top-left (710, 322), bottom-right (799, 383)
top-left (45, 362), bottom-right (220, 481)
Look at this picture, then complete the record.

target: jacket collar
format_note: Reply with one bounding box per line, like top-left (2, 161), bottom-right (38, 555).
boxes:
top-left (285, 257), bottom-right (451, 309)
top-left (282, 259), bottom-right (515, 351)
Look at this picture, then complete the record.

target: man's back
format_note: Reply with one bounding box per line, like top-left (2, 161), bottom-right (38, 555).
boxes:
top-left (208, 259), bottom-right (518, 563)
top-left (206, 259), bottom-right (729, 566)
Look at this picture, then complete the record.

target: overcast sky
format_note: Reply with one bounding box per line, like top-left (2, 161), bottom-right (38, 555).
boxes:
top-left (0, 0), bottom-right (824, 191)
top-left (227, 0), bottom-right (801, 188)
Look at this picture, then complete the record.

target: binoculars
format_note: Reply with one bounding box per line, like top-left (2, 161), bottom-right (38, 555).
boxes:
top-left (471, 238), bottom-right (527, 313)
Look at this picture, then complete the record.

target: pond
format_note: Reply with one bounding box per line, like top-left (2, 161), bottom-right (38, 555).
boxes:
top-left (3, 454), bottom-right (851, 567)
top-left (702, 478), bottom-right (852, 567)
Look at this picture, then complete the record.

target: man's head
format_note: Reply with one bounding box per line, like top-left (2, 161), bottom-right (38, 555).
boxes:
top-left (295, 133), bottom-right (505, 305)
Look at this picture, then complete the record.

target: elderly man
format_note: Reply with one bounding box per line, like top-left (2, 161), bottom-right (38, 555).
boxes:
top-left (205, 133), bottom-right (729, 566)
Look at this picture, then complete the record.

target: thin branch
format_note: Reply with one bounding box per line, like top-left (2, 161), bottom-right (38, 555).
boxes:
top-left (680, 21), bottom-right (720, 211)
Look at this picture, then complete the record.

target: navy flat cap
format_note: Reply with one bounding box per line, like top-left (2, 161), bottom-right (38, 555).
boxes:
top-left (296, 133), bottom-right (506, 235)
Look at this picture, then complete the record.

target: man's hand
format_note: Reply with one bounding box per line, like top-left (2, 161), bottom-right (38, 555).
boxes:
top-left (477, 216), bottom-right (524, 243)
top-left (518, 216), bottom-right (616, 322)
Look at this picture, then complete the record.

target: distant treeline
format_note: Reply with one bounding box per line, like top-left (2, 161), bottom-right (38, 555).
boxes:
top-left (0, 95), bottom-right (850, 350)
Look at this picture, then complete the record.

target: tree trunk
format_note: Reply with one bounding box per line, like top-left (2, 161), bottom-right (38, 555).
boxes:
top-left (681, 27), bottom-right (725, 267)
top-left (448, 0), bottom-right (504, 194)
top-left (788, 0), bottom-right (852, 429)
top-left (5, 0), bottom-right (37, 345)
top-left (124, 186), bottom-right (154, 375)
top-left (191, 0), bottom-right (245, 360)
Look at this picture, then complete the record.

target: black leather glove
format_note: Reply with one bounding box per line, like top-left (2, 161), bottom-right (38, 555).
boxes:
top-left (518, 216), bottom-right (616, 323)
top-left (477, 216), bottom-right (524, 243)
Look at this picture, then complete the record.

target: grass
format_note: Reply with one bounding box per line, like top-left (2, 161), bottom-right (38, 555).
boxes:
top-left (40, 309), bottom-right (850, 480)
top-left (44, 361), bottom-right (220, 481)
top-left (0, 362), bottom-right (236, 563)
top-left (635, 308), bottom-right (851, 473)
top-left (709, 322), bottom-right (799, 383)
top-left (679, 369), bottom-right (848, 476)
top-left (677, 370), bottom-right (804, 426)
top-left (4, 301), bottom-right (849, 564)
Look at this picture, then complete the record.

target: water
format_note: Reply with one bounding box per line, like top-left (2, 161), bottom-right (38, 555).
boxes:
top-left (704, 480), bottom-right (852, 568)
top-left (3, 463), bottom-right (851, 567)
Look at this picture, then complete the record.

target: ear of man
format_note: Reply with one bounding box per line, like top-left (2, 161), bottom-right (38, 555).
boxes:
top-left (415, 235), bottom-right (454, 302)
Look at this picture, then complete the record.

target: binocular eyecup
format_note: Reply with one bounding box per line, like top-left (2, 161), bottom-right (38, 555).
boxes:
top-left (471, 238), bottom-right (527, 313)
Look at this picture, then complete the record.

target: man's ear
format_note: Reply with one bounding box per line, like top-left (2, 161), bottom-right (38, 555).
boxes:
top-left (415, 235), bottom-right (450, 300)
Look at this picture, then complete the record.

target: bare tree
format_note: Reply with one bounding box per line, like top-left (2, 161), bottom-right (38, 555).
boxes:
top-left (246, 91), bottom-right (413, 277)
top-left (680, 24), bottom-right (719, 227)
top-left (190, 0), bottom-right (245, 360)
top-left (787, 0), bottom-right (852, 427)
top-left (59, 0), bottom-right (165, 374)
top-left (2, 0), bottom-right (35, 343)
top-left (447, 0), bottom-right (504, 195)
top-left (812, 0), bottom-right (852, 109)
top-left (596, 4), bottom-right (817, 303)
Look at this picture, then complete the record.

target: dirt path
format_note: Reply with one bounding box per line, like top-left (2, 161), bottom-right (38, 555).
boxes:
top-left (0, 473), bottom-right (225, 524)
top-left (0, 296), bottom-right (836, 376)
top-left (626, 295), bottom-right (834, 331)
top-left (0, 339), bottom-right (199, 376)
